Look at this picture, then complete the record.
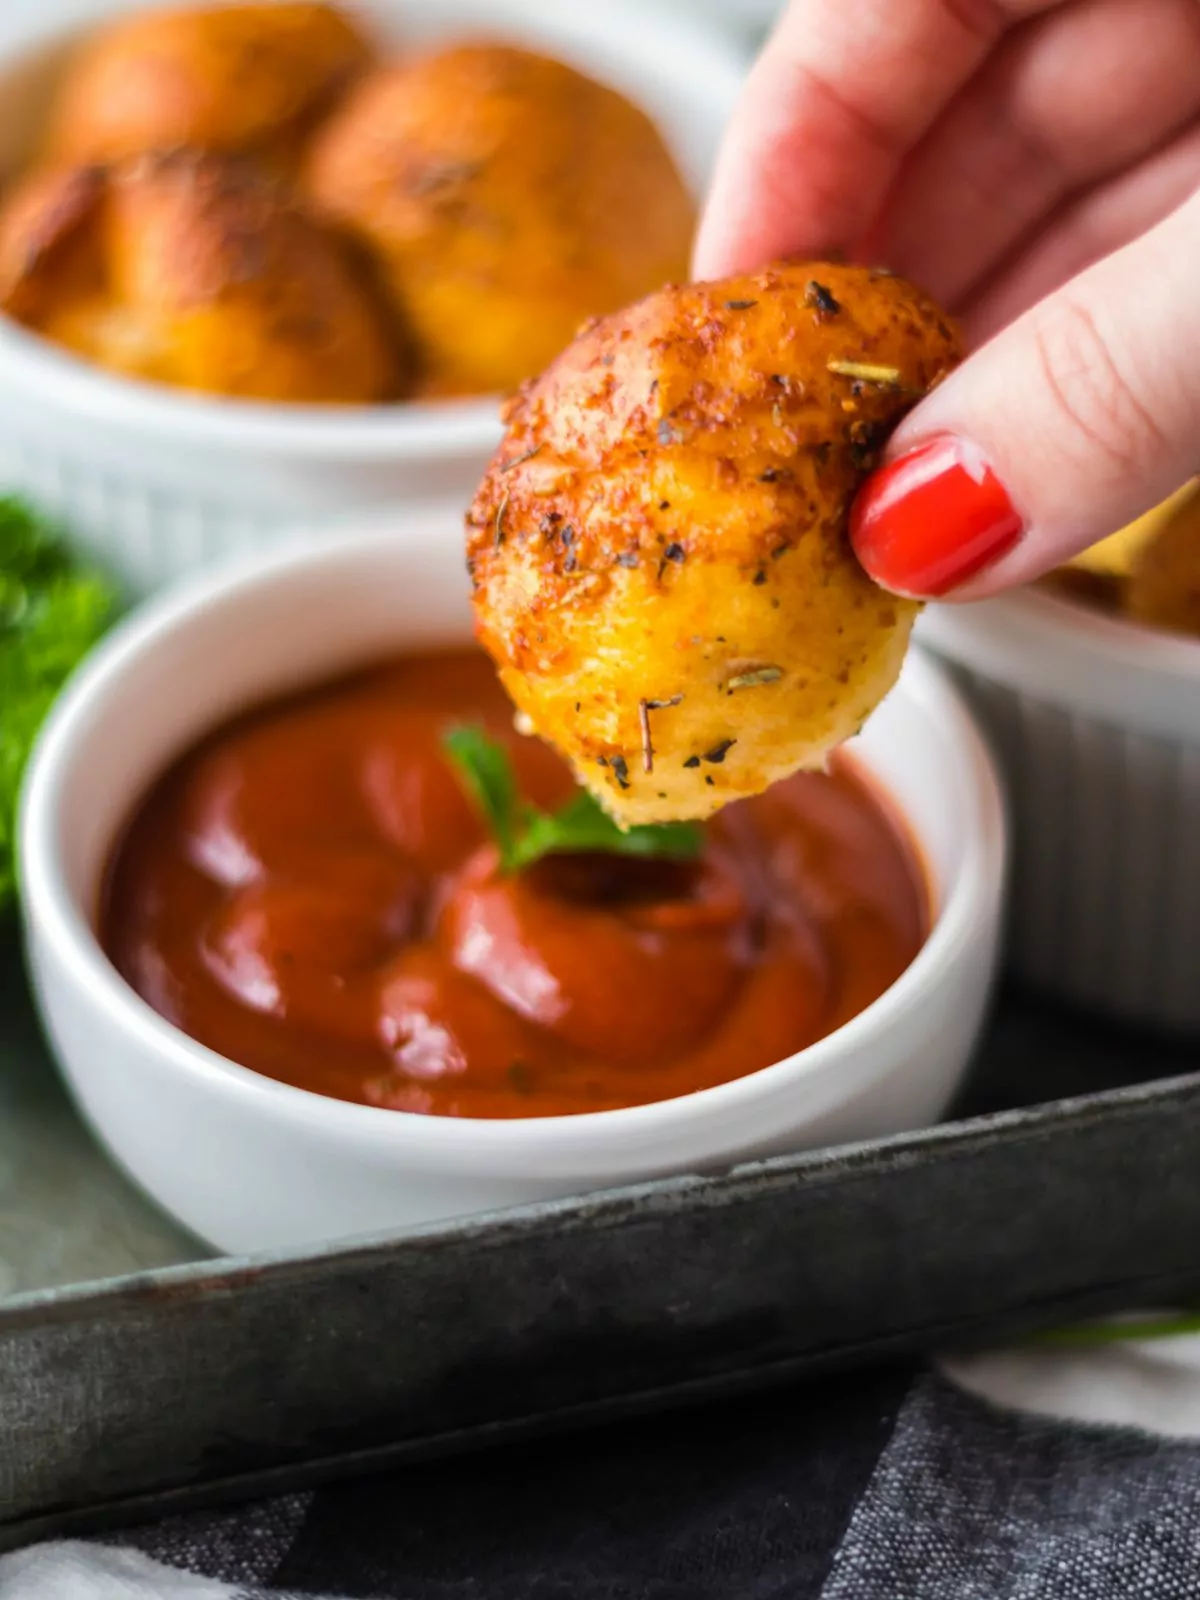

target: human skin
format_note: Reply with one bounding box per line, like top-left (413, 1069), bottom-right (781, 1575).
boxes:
top-left (694, 0), bottom-right (1200, 600)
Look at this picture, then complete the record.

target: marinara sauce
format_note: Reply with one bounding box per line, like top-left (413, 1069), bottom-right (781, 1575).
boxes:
top-left (101, 650), bottom-right (928, 1118)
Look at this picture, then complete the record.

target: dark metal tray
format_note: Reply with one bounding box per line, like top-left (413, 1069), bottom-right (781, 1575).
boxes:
top-left (1, 920), bottom-right (1197, 1548)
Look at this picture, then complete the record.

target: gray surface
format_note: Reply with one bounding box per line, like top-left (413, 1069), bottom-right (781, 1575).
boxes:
top-left (6, 1067), bottom-right (1200, 1547)
top-left (1, 918), bottom-right (1199, 1541)
top-left (0, 930), bottom-right (203, 1297)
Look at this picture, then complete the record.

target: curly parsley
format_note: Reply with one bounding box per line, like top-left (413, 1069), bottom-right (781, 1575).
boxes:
top-left (0, 499), bottom-right (118, 909)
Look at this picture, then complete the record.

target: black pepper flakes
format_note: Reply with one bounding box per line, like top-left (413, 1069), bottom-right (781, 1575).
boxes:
top-left (615, 550), bottom-right (639, 568)
top-left (805, 280), bottom-right (841, 317)
top-left (705, 775), bottom-right (715, 786)
top-left (753, 569), bottom-right (767, 586)
top-left (664, 542), bottom-right (685, 563)
top-left (725, 298), bottom-right (757, 310)
top-left (610, 755), bottom-right (630, 789)
top-left (683, 755), bottom-right (701, 769)
top-left (758, 467), bottom-right (790, 483)
top-left (659, 500), bottom-right (671, 510)
top-left (849, 420), bottom-right (888, 471)
top-left (703, 739), bottom-right (736, 764)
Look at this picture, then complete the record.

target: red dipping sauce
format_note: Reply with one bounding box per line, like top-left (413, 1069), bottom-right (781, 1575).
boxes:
top-left (101, 650), bottom-right (928, 1118)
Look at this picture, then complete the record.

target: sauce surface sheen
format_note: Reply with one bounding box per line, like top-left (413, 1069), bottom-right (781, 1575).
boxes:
top-left (101, 649), bottom-right (928, 1118)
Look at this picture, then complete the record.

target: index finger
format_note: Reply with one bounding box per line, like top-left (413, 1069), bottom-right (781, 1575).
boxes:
top-left (692, 0), bottom-right (1058, 279)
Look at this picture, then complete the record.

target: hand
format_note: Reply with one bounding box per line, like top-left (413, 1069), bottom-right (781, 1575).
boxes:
top-left (694, 0), bottom-right (1200, 599)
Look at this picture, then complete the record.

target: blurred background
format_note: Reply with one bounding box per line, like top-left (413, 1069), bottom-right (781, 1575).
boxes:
top-left (2, 0), bottom-right (782, 52)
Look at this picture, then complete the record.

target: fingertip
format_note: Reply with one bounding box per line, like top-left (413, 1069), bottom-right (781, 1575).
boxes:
top-left (689, 206), bottom-right (738, 282)
top-left (690, 205), bottom-right (778, 282)
top-left (850, 434), bottom-right (1027, 599)
top-left (690, 83), bottom-right (803, 280)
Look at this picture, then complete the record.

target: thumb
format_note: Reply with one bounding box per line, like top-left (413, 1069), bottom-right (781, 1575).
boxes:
top-left (849, 190), bottom-right (1200, 600)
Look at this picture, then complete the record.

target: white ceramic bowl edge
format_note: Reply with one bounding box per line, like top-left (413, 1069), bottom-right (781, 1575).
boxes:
top-left (21, 517), bottom-right (1006, 1253)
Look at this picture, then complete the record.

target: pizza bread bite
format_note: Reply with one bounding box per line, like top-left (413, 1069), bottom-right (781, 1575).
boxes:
top-left (467, 260), bottom-right (961, 824)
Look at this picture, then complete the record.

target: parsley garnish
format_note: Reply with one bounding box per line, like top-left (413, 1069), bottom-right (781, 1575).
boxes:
top-left (442, 725), bottom-right (702, 874)
top-left (0, 498), bottom-right (119, 910)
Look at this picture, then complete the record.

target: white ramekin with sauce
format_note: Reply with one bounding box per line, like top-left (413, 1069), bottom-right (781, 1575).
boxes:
top-left (20, 511), bottom-right (1006, 1254)
top-left (0, 0), bottom-right (744, 596)
top-left (919, 589), bottom-right (1200, 1032)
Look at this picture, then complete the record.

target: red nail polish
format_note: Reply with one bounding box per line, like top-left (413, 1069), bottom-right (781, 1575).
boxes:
top-left (850, 435), bottom-right (1025, 597)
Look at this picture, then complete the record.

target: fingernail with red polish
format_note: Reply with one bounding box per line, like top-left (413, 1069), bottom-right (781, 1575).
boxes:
top-left (849, 434), bottom-right (1025, 597)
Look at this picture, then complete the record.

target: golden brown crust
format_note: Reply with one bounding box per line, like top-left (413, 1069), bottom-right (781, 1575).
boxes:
top-left (304, 42), bottom-right (696, 396)
top-left (467, 261), bottom-right (962, 824)
top-left (109, 151), bottom-right (402, 401)
top-left (45, 3), bottom-right (374, 169)
top-left (0, 151), bottom-right (402, 403)
top-left (0, 164), bottom-right (106, 323)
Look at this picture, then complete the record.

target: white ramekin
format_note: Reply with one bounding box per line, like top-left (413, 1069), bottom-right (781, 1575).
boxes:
top-left (0, 0), bottom-right (745, 596)
top-left (20, 511), bottom-right (1006, 1256)
top-left (919, 591), bottom-right (1200, 1032)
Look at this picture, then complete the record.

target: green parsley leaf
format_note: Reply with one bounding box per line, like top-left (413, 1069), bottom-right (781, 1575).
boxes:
top-left (442, 723), bottom-right (520, 863)
top-left (510, 790), bottom-right (701, 870)
top-left (442, 725), bottom-right (702, 873)
top-left (0, 498), bottom-right (119, 911)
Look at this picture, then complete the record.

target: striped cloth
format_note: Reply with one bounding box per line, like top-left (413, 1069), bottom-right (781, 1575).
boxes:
top-left (5, 1334), bottom-right (1200, 1597)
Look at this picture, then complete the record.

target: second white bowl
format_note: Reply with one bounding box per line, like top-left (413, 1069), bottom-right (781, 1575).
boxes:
top-left (21, 514), bottom-right (1006, 1255)
top-left (920, 589), bottom-right (1200, 1031)
top-left (0, 0), bottom-right (745, 595)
